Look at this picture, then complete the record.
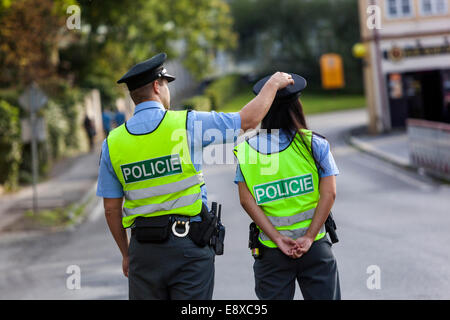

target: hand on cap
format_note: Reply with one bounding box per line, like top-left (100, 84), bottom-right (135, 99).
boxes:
top-left (269, 72), bottom-right (294, 90)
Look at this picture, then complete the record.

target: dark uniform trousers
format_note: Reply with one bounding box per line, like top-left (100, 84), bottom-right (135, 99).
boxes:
top-left (253, 236), bottom-right (341, 300)
top-left (128, 231), bottom-right (215, 300)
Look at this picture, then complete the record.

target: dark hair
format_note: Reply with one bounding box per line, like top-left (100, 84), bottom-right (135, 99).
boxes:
top-left (261, 98), bottom-right (322, 172)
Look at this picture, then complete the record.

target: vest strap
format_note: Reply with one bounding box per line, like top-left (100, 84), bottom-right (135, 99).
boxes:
top-left (124, 173), bottom-right (204, 201)
top-left (123, 192), bottom-right (202, 217)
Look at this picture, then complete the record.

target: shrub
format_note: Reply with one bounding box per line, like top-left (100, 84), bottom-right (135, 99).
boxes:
top-left (181, 95), bottom-right (212, 112)
top-left (44, 81), bottom-right (84, 150)
top-left (44, 100), bottom-right (70, 159)
top-left (204, 74), bottom-right (243, 110)
top-left (0, 100), bottom-right (22, 190)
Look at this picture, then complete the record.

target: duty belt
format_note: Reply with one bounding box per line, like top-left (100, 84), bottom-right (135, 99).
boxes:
top-left (131, 214), bottom-right (201, 238)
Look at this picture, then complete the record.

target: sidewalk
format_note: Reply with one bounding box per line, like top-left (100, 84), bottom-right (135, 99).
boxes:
top-left (0, 148), bottom-right (101, 233)
top-left (348, 128), bottom-right (411, 169)
top-left (348, 124), bottom-right (450, 184)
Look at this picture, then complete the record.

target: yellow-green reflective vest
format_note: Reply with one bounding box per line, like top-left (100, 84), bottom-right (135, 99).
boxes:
top-left (108, 110), bottom-right (203, 228)
top-left (234, 129), bottom-right (326, 248)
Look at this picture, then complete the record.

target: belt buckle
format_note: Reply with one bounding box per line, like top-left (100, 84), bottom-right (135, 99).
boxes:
top-left (172, 220), bottom-right (190, 238)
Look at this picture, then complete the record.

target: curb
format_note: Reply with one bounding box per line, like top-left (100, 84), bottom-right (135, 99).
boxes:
top-left (348, 135), bottom-right (411, 169)
top-left (66, 182), bottom-right (99, 231)
top-left (348, 134), bottom-right (450, 184)
top-left (0, 182), bottom-right (99, 243)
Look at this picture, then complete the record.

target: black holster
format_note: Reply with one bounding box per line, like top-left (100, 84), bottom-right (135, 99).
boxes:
top-left (210, 202), bottom-right (225, 255)
top-left (325, 212), bottom-right (339, 244)
top-left (249, 222), bottom-right (263, 259)
top-left (189, 204), bottom-right (217, 247)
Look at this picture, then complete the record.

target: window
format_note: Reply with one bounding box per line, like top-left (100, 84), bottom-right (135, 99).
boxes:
top-left (386, 0), bottom-right (414, 18)
top-left (420, 0), bottom-right (448, 16)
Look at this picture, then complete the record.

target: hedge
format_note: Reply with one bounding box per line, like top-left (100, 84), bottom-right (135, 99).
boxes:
top-left (204, 74), bottom-right (243, 110)
top-left (0, 81), bottom-right (89, 188)
top-left (0, 100), bottom-right (22, 190)
top-left (45, 100), bottom-right (70, 159)
top-left (46, 81), bottom-right (84, 151)
top-left (181, 95), bottom-right (212, 112)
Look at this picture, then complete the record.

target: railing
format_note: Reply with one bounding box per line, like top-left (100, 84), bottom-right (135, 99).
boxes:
top-left (407, 118), bottom-right (450, 180)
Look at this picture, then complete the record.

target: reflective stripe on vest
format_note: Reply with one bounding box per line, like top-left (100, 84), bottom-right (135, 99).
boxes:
top-left (124, 173), bottom-right (204, 200)
top-left (234, 130), bottom-right (325, 248)
top-left (107, 110), bottom-right (203, 228)
top-left (266, 207), bottom-right (315, 227)
top-left (123, 192), bottom-right (202, 216)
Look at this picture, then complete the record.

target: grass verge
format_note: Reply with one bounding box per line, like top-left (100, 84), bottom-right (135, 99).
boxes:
top-left (220, 87), bottom-right (366, 115)
top-left (23, 194), bottom-right (93, 230)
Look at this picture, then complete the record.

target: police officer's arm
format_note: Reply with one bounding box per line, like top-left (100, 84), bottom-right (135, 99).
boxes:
top-left (294, 176), bottom-right (336, 257)
top-left (104, 197), bottom-right (129, 277)
top-left (238, 182), bottom-right (298, 257)
top-left (239, 72), bottom-right (293, 131)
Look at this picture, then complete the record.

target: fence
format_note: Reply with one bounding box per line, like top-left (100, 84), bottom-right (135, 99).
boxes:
top-left (407, 118), bottom-right (450, 180)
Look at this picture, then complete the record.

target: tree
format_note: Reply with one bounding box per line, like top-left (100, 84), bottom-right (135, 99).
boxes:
top-left (0, 0), bottom-right (76, 87)
top-left (229, 0), bottom-right (362, 92)
top-left (60, 0), bottom-right (237, 106)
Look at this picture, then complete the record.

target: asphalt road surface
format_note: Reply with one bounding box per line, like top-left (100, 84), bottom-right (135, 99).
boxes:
top-left (1, 109), bottom-right (449, 300)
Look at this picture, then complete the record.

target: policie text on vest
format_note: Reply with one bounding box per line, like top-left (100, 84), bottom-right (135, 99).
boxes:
top-left (121, 154), bottom-right (182, 184)
top-left (253, 173), bottom-right (314, 205)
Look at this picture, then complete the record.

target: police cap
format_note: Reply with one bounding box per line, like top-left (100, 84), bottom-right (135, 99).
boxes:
top-left (253, 73), bottom-right (307, 101)
top-left (117, 53), bottom-right (176, 91)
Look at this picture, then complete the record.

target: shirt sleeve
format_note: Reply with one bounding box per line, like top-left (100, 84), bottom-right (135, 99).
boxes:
top-left (234, 164), bottom-right (245, 185)
top-left (187, 110), bottom-right (241, 148)
top-left (96, 139), bottom-right (125, 198)
top-left (312, 135), bottom-right (340, 178)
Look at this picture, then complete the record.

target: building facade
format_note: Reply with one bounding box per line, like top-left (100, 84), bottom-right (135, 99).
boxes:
top-left (358, 0), bottom-right (450, 133)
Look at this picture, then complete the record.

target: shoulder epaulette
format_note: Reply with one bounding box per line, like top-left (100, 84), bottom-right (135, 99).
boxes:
top-left (312, 131), bottom-right (327, 140)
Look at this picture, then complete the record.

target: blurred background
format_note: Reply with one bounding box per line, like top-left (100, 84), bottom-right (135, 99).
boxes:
top-left (0, 0), bottom-right (449, 300)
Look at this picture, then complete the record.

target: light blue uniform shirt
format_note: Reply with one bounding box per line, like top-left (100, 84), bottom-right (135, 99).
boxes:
top-left (97, 101), bottom-right (241, 206)
top-left (234, 129), bottom-right (339, 184)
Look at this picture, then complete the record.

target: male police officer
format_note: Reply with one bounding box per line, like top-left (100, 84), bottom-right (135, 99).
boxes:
top-left (97, 52), bottom-right (294, 300)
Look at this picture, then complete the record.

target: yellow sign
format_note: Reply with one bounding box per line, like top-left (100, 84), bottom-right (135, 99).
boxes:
top-left (320, 54), bottom-right (345, 90)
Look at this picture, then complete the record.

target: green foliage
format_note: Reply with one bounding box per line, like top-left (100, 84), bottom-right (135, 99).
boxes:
top-left (45, 100), bottom-right (70, 159)
top-left (204, 74), bottom-right (243, 110)
top-left (44, 81), bottom-right (84, 150)
top-left (18, 141), bottom-right (51, 184)
top-left (0, 0), bottom-right (69, 86)
top-left (182, 95), bottom-right (212, 112)
top-left (0, 100), bottom-right (22, 190)
top-left (0, 87), bottom-right (20, 108)
top-left (61, 0), bottom-right (237, 106)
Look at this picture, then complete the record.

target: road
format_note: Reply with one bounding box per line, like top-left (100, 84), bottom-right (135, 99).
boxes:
top-left (1, 109), bottom-right (449, 300)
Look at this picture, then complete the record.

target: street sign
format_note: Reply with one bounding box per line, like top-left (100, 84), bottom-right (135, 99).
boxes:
top-left (320, 53), bottom-right (345, 90)
top-left (19, 83), bottom-right (48, 112)
top-left (20, 118), bottom-right (46, 143)
top-left (19, 83), bottom-right (48, 215)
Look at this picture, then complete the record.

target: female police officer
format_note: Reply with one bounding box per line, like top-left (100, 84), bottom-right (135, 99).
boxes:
top-left (234, 74), bottom-right (341, 300)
